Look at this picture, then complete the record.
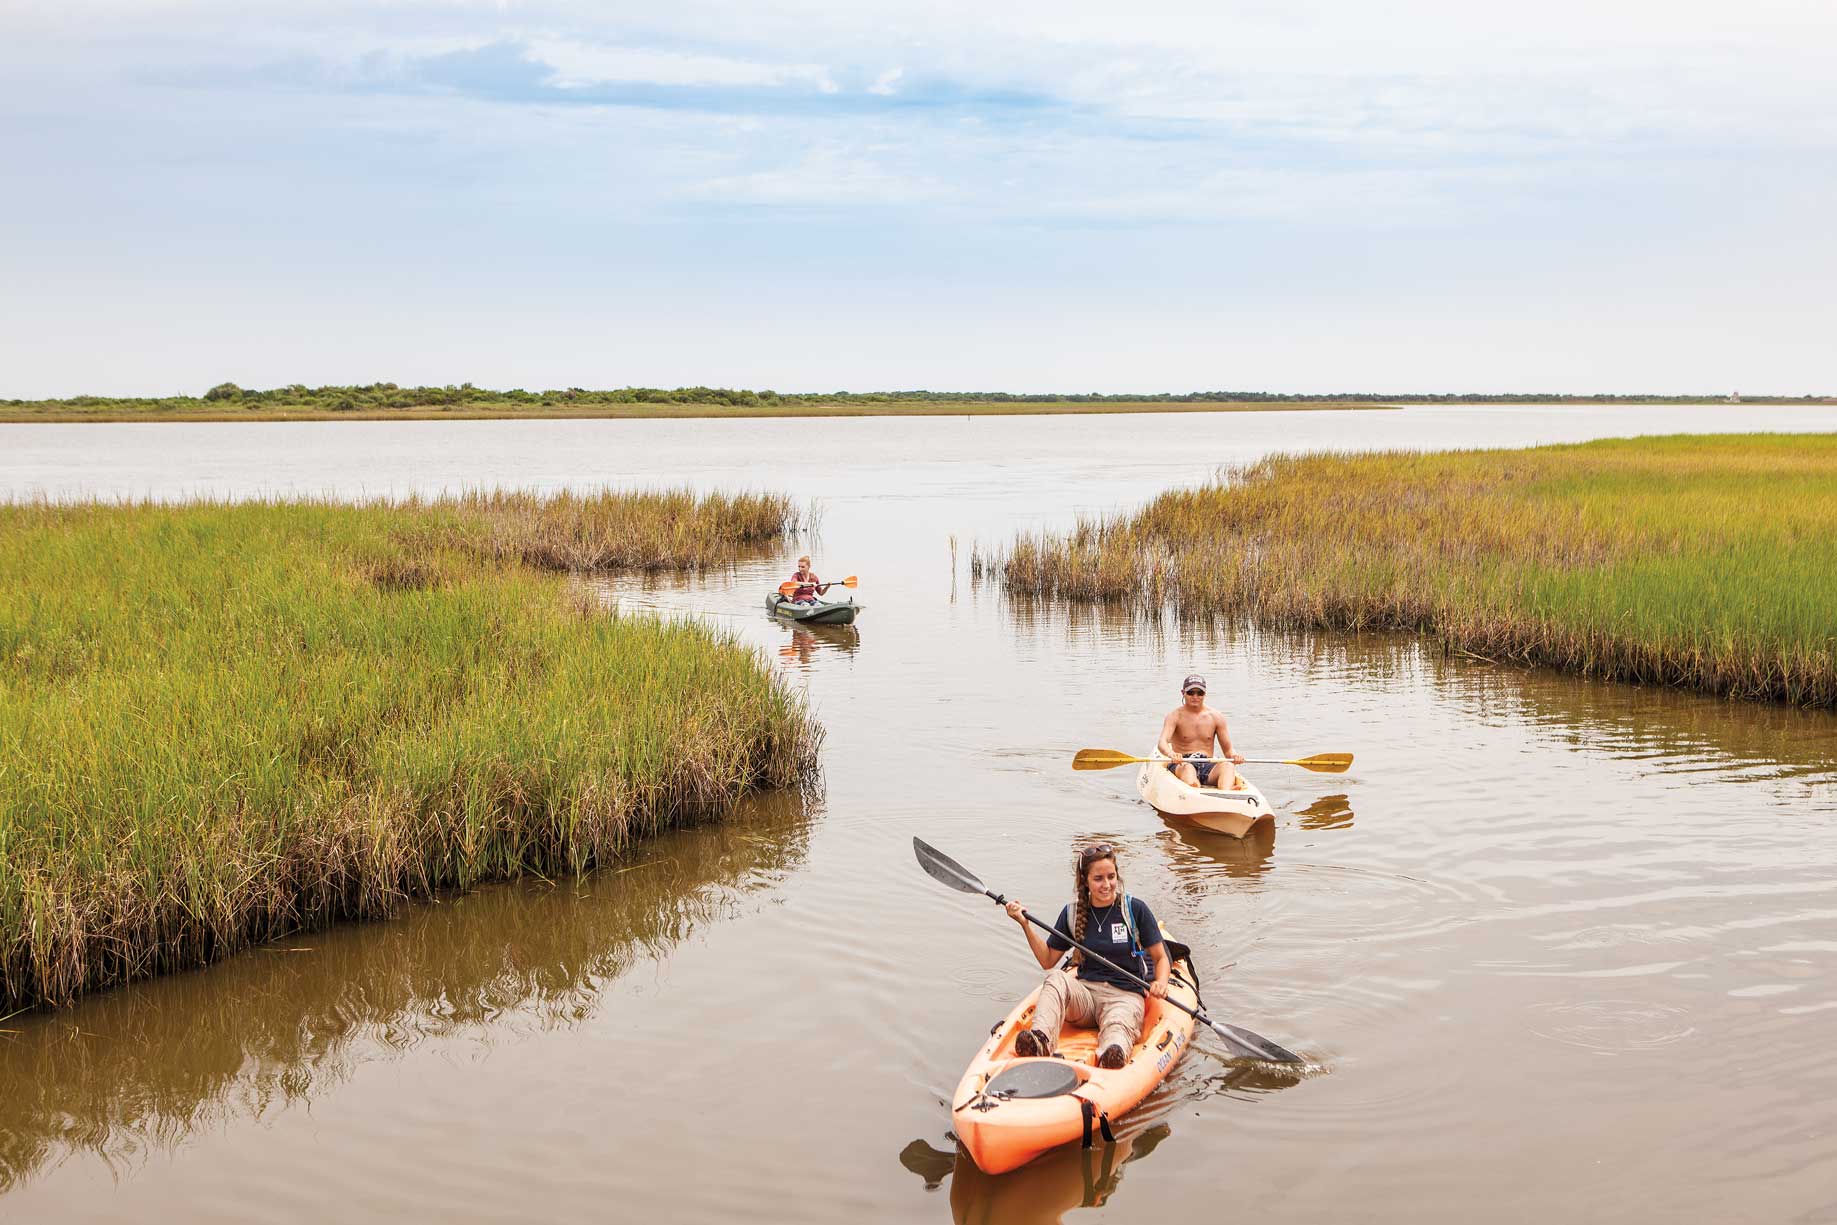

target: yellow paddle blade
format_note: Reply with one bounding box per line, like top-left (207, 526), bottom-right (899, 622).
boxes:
top-left (1285, 753), bottom-right (1353, 773)
top-left (1071, 748), bottom-right (1148, 771)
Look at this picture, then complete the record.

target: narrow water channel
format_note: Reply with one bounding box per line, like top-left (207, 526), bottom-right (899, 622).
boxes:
top-left (4, 406), bottom-right (1836, 1223)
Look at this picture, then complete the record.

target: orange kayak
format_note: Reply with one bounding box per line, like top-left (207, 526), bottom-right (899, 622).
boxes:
top-left (950, 943), bottom-right (1199, 1175)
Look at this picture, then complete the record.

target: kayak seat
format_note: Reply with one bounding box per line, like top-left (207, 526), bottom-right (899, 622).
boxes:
top-left (984, 1061), bottom-right (1083, 1100)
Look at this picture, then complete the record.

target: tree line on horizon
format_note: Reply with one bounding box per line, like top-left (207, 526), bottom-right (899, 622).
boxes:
top-left (8, 382), bottom-right (1832, 410)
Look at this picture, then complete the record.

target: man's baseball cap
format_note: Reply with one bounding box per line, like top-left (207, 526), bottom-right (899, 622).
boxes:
top-left (1181, 673), bottom-right (1206, 693)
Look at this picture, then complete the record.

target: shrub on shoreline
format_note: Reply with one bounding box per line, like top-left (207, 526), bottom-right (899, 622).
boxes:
top-left (12, 382), bottom-right (1833, 423)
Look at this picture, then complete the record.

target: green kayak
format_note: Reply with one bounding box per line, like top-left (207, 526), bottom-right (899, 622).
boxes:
top-left (766, 593), bottom-right (862, 625)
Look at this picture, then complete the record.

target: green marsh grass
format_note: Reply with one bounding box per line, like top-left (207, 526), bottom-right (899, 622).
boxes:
top-left (0, 491), bottom-right (818, 1011)
top-left (985, 434), bottom-right (1837, 707)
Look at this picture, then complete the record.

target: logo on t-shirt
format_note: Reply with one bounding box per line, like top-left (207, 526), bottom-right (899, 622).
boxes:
top-left (1110, 922), bottom-right (1128, 942)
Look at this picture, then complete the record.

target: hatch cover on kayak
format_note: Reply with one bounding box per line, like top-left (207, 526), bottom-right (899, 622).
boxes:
top-left (985, 1061), bottom-right (1082, 1099)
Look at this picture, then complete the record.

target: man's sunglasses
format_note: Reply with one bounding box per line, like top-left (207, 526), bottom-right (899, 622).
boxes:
top-left (1183, 687), bottom-right (1205, 696)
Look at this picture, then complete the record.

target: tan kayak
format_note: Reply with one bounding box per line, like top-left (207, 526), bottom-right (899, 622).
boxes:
top-left (1136, 760), bottom-right (1274, 838)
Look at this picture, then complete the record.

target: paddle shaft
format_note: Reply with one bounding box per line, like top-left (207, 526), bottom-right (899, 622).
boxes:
top-left (1071, 748), bottom-right (1350, 773)
top-left (985, 887), bottom-right (1253, 1053)
top-left (777, 576), bottom-right (857, 595)
top-left (910, 837), bottom-right (1302, 1064)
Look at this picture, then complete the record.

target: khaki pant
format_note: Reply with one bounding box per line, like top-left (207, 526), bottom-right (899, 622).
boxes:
top-left (1032, 969), bottom-right (1145, 1055)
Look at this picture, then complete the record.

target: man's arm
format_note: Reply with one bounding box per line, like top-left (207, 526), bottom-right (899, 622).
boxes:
top-left (1156, 710), bottom-right (1181, 760)
top-left (1213, 712), bottom-right (1244, 764)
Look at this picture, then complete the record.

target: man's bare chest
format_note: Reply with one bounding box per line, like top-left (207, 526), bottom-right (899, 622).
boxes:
top-left (1170, 712), bottom-right (1218, 744)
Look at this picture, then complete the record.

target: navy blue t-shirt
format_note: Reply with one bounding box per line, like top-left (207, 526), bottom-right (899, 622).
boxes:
top-left (1046, 896), bottom-right (1163, 994)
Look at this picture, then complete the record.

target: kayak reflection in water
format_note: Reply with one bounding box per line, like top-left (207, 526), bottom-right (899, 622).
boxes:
top-left (1002, 843), bottom-right (1170, 1070)
top-left (789, 554), bottom-right (821, 603)
top-left (776, 623), bottom-right (860, 666)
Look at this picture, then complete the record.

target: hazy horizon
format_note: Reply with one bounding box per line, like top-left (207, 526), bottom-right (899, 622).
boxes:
top-left (8, 383), bottom-right (1831, 405)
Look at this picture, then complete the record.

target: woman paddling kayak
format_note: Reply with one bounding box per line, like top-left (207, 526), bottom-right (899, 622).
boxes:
top-left (1002, 843), bottom-right (1170, 1069)
top-left (788, 554), bottom-right (821, 603)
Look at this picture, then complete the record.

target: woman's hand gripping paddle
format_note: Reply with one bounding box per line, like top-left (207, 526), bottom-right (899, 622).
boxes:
top-left (777, 575), bottom-right (859, 597)
top-left (1072, 748), bottom-right (1352, 774)
top-left (911, 837), bottom-right (1303, 1064)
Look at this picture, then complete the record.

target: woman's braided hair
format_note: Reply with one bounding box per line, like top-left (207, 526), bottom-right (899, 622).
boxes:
top-left (1069, 844), bottom-right (1122, 967)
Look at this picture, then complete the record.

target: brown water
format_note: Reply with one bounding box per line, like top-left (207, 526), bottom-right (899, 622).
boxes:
top-left (4, 406), bottom-right (1837, 1223)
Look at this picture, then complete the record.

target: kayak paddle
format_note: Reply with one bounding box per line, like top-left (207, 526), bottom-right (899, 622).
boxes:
top-left (911, 837), bottom-right (1303, 1064)
top-left (1072, 749), bottom-right (1352, 774)
top-left (776, 575), bottom-right (859, 597)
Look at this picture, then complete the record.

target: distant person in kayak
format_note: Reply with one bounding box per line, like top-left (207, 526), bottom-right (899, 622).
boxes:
top-left (789, 555), bottom-right (821, 604)
top-left (1003, 843), bottom-right (1170, 1069)
top-left (1158, 673), bottom-right (1244, 790)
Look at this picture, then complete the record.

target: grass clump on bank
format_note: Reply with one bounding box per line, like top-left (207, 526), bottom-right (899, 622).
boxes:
top-left (982, 434), bottom-right (1837, 707)
top-left (0, 491), bottom-right (818, 1012)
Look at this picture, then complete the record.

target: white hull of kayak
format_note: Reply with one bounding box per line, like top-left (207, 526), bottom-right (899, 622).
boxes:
top-left (1136, 761), bottom-right (1273, 838)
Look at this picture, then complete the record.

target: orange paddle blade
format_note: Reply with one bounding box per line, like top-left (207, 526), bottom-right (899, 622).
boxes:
top-left (777, 581), bottom-right (799, 596)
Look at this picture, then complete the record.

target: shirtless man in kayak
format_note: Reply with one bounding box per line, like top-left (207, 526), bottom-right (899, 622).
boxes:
top-left (1157, 673), bottom-right (1244, 790)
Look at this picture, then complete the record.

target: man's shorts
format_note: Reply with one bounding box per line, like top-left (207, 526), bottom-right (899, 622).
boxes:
top-left (1167, 752), bottom-right (1221, 787)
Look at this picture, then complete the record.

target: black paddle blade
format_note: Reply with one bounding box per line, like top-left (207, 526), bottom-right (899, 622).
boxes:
top-left (913, 837), bottom-right (987, 896)
top-left (1207, 1019), bottom-right (1304, 1064)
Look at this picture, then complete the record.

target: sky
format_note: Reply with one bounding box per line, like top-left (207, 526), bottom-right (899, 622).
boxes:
top-left (1, 0), bottom-right (1833, 398)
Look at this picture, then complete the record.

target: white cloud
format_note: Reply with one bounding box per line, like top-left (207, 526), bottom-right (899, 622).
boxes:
top-left (685, 139), bottom-right (950, 205)
top-left (520, 37), bottom-right (837, 92)
top-left (30, 0), bottom-right (1830, 174)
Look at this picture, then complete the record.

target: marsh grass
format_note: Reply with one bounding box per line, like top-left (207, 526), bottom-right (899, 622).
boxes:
top-left (0, 491), bottom-right (817, 1012)
top-left (433, 488), bottom-right (799, 571)
top-left (986, 434), bottom-right (1837, 707)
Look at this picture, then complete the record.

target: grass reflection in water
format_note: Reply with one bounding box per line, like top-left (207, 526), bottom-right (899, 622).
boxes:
top-left (992, 591), bottom-right (1837, 785)
top-left (0, 791), bottom-right (813, 1193)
